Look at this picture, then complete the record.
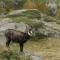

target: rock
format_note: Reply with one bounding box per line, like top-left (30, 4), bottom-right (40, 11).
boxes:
top-left (46, 0), bottom-right (57, 16)
top-left (31, 55), bottom-right (43, 60)
top-left (0, 23), bottom-right (16, 31)
top-left (22, 51), bottom-right (43, 60)
top-left (15, 22), bottom-right (29, 32)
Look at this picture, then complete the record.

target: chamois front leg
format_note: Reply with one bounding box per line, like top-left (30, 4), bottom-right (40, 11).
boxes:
top-left (19, 43), bottom-right (24, 54)
top-left (20, 43), bottom-right (23, 52)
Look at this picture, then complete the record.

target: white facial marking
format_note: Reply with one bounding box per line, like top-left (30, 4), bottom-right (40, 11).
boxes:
top-left (30, 31), bottom-right (32, 34)
top-left (28, 30), bottom-right (32, 36)
top-left (28, 32), bottom-right (31, 35)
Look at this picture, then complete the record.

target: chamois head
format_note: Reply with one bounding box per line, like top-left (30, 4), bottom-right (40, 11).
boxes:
top-left (25, 25), bottom-right (33, 36)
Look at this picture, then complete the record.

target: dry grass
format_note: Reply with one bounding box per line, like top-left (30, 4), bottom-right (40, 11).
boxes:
top-left (24, 37), bottom-right (60, 60)
top-left (56, 8), bottom-right (60, 18)
top-left (23, 0), bottom-right (48, 14)
top-left (23, 0), bottom-right (37, 9)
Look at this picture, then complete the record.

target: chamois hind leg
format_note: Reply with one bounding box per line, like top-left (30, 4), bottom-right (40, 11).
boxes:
top-left (6, 39), bottom-right (11, 51)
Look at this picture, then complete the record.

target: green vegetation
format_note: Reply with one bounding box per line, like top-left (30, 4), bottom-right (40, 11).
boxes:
top-left (19, 10), bottom-right (41, 19)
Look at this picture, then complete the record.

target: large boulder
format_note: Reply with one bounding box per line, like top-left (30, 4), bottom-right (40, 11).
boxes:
top-left (46, 0), bottom-right (57, 16)
top-left (15, 22), bottom-right (30, 32)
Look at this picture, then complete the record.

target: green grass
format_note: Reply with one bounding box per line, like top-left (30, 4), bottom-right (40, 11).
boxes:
top-left (12, 16), bottom-right (31, 23)
top-left (0, 51), bottom-right (31, 60)
top-left (0, 43), bottom-right (31, 60)
top-left (11, 16), bottom-right (42, 29)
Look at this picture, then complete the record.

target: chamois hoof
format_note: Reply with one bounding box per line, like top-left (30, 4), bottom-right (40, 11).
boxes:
top-left (19, 52), bottom-right (25, 55)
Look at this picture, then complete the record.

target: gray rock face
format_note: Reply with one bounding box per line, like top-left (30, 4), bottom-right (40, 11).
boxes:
top-left (0, 23), bottom-right (16, 31)
top-left (30, 55), bottom-right (43, 60)
top-left (36, 18), bottom-right (60, 38)
top-left (46, 0), bottom-right (57, 16)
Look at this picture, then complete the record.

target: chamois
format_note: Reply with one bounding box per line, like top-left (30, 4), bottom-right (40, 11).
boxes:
top-left (5, 26), bottom-right (32, 52)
